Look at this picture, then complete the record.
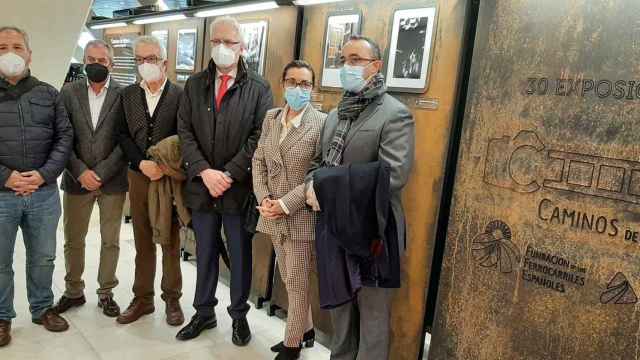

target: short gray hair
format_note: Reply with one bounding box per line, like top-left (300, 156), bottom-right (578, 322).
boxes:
top-left (84, 39), bottom-right (114, 64)
top-left (210, 16), bottom-right (245, 47)
top-left (133, 35), bottom-right (167, 60)
top-left (0, 26), bottom-right (30, 50)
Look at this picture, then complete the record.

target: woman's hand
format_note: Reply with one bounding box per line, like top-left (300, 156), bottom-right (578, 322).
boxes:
top-left (257, 198), bottom-right (286, 220)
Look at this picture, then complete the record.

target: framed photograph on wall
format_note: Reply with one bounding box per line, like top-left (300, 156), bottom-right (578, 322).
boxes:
top-left (176, 28), bottom-right (197, 71)
top-left (385, 6), bottom-right (437, 93)
top-left (151, 30), bottom-right (169, 54)
top-left (239, 21), bottom-right (268, 76)
top-left (320, 11), bottom-right (362, 89)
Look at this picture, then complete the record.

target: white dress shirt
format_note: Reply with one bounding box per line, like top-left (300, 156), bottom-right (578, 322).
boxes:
top-left (87, 76), bottom-right (110, 129)
top-left (140, 78), bottom-right (168, 116)
top-left (277, 104), bottom-right (308, 215)
top-left (279, 104), bottom-right (307, 144)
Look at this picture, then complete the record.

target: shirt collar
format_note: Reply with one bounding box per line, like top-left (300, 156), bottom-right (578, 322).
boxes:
top-left (282, 104), bottom-right (308, 129)
top-left (140, 77), bottom-right (167, 97)
top-left (87, 75), bottom-right (111, 95)
top-left (216, 68), bottom-right (237, 80)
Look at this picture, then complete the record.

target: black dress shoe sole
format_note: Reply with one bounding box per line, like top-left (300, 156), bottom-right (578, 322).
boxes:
top-left (175, 319), bottom-right (217, 341)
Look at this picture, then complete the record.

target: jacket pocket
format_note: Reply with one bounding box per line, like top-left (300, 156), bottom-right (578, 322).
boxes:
top-left (28, 97), bottom-right (55, 127)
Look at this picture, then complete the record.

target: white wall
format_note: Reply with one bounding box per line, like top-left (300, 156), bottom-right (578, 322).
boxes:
top-left (1, 0), bottom-right (94, 89)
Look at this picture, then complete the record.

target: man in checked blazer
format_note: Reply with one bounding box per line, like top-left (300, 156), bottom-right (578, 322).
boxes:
top-left (252, 60), bottom-right (327, 360)
top-left (54, 40), bottom-right (127, 318)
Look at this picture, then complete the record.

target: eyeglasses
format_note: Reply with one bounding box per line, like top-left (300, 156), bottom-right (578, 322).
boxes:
top-left (283, 78), bottom-right (313, 90)
top-left (134, 56), bottom-right (162, 65)
top-left (210, 39), bottom-right (241, 48)
top-left (336, 56), bottom-right (377, 67)
top-left (86, 56), bottom-right (110, 66)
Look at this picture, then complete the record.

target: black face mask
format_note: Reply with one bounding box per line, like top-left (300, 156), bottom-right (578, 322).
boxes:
top-left (85, 63), bottom-right (109, 83)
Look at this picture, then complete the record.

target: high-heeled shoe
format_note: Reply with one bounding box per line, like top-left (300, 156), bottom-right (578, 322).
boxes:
top-left (270, 329), bottom-right (315, 353)
top-left (274, 345), bottom-right (301, 360)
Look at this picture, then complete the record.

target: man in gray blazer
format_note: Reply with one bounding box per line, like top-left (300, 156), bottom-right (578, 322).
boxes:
top-left (306, 35), bottom-right (415, 360)
top-left (53, 40), bottom-right (127, 318)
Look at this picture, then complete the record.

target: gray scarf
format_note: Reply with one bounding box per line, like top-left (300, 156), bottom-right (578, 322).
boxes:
top-left (323, 73), bottom-right (386, 167)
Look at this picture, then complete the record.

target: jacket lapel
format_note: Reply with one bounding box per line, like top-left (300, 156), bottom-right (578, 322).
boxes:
top-left (94, 84), bottom-right (118, 132)
top-left (75, 81), bottom-right (94, 132)
top-left (279, 106), bottom-right (316, 155)
top-left (343, 96), bottom-right (383, 148)
top-left (270, 109), bottom-right (285, 166)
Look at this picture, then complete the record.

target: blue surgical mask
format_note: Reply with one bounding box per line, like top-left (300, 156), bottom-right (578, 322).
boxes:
top-left (284, 86), bottom-right (311, 112)
top-left (340, 64), bottom-right (367, 93)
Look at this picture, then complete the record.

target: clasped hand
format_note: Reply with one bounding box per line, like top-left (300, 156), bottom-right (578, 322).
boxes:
top-left (200, 169), bottom-right (233, 198)
top-left (257, 198), bottom-right (285, 220)
top-left (5, 170), bottom-right (45, 196)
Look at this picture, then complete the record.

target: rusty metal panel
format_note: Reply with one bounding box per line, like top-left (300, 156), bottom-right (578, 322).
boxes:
top-left (430, 1), bottom-right (640, 359)
top-left (300, 1), bottom-right (469, 359)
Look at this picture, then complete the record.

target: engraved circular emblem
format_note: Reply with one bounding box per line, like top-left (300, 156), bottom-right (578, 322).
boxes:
top-left (472, 220), bottom-right (521, 273)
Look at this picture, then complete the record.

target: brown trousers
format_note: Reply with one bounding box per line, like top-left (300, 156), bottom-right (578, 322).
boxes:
top-left (272, 235), bottom-right (314, 347)
top-left (63, 191), bottom-right (126, 298)
top-left (128, 170), bottom-right (182, 303)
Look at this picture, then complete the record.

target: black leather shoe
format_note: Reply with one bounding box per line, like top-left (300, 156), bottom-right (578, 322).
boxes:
top-left (271, 329), bottom-right (315, 352)
top-left (176, 314), bottom-right (217, 341)
top-left (232, 318), bottom-right (251, 346)
top-left (275, 345), bottom-right (301, 360)
top-left (98, 296), bottom-right (121, 317)
top-left (53, 295), bottom-right (86, 314)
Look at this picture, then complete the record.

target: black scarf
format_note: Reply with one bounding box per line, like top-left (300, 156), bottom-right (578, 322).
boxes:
top-left (0, 72), bottom-right (42, 103)
top-left (323, 73), bottom-right (386, 167)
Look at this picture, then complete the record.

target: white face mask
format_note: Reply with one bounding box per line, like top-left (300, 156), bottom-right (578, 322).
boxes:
top-left (138, 62), bottom-right (163, 82)
top-left (211, 44), bottom-right (237, 68)
top-left (0, 52), bottom-right (27, 78)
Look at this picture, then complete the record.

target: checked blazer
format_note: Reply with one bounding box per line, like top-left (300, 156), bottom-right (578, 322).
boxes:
top-left (252, 105), bottom-right (327, 242)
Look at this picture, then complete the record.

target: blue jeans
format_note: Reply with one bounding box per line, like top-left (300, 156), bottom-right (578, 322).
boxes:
top-left (0, 186), bottom-right (61, 321)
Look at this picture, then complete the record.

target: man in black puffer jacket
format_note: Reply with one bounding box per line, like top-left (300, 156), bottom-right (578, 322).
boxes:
top-left (0, 26), bottom-right (73, 348)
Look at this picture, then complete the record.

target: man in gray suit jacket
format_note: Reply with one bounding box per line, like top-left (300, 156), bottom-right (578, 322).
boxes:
top-left (306, 35), bottom-right (415, 360)
top-left (53, 40), bottom-right (128, 318)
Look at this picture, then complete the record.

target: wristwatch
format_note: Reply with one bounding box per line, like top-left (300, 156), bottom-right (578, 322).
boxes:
top-left (223, 170), bottom-right (233, 180)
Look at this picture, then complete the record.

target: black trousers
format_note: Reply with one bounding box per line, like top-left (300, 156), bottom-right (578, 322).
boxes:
top-left (191, 210), bottom-right (252, 319)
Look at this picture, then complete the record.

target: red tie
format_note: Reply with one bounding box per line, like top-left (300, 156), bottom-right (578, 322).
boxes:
top-left (215, 74), bottom-right (231, 110)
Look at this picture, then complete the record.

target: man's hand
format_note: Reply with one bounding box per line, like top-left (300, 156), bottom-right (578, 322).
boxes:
top-left (200, 169), bottom-right (233, 198)
top-left (257, 198), bottom-right (285, 220)
top-left (305, 182), bottom-right (321, 211)
top-left (139, 160), bottom-right (164, 181)
top-left (5, 171), bottom-right (38, 196)
top-left (78, 170), bottom-right (102, 191)
top-left (19, 171), bottom-right (45, 196)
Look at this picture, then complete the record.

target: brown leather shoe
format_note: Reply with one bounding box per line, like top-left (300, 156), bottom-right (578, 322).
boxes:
top-left (165, 299), bottom-right (184, 326)
top-left (33, 309), bottom-right (69, 332)
top-left (116, 298), bottom-right (154, 325)
top-left (0, 320), bottom-right (10, 347)
top-left (53, 295), bottom-right (86, 314)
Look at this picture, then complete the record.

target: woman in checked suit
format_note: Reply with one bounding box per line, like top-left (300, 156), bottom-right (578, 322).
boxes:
top-left (252, 60), bottom-right (327, 360)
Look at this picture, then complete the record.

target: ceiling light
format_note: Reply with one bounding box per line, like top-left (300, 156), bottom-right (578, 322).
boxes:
top-left (133, 14), bottom-right (187, 25)
top-left (194, 1), bottom-right (279, 18)
top-left (293, 0), bottom-right (344, 5)
top-left (90, 22), bottom-right (128, 30)
top-left (77, 31), bottom-right (96, 48)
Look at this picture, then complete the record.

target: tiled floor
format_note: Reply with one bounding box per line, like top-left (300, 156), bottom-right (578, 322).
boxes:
top-left (1, 199), bottom-right (331, 360)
